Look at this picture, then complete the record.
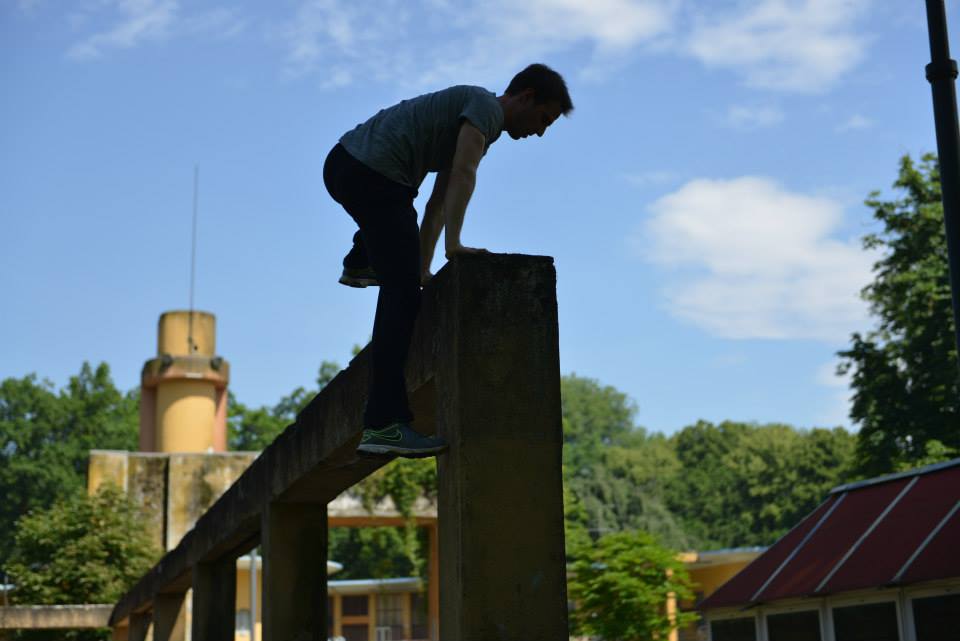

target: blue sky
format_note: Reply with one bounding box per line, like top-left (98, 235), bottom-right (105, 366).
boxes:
top-left (2, 0), bottom-right (957, 434)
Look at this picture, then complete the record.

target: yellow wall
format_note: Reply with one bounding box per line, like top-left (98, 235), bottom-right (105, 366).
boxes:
top-left (158, 311), bottom-right (216, 356)
top-left (235, 566), bottom-right (263, 641)
top-left (156, 381), bottom-right (216, 452)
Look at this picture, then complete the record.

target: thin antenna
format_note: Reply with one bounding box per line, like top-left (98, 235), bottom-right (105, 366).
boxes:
top-left (188, 165), bottom-right (199, 353)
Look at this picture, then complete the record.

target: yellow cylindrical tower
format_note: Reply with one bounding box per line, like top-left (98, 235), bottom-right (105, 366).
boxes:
top-left (140, 310), bottom-right (230, 453)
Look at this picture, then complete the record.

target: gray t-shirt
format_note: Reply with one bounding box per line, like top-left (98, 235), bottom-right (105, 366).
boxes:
top-left (339, 85), bottom-right (504, 189)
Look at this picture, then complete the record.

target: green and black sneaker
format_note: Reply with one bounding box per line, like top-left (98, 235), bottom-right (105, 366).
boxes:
top-left (339, 266), bottom-right (380, 288)
top-left (357, 423), bottom-right (448, 458)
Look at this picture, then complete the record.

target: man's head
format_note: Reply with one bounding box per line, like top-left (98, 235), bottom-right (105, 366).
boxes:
top-left (500, 63), bottom-right (573, 140)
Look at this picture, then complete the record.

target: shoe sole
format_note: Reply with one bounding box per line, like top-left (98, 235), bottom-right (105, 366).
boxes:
top-left (357, 443), bottom-right (448, 458)
top-left (339, 275), bottom-right (380, 288)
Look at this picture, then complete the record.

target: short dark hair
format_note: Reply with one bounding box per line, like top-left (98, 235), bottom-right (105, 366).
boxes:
top-left (505, 63), bottom-right (574, 115)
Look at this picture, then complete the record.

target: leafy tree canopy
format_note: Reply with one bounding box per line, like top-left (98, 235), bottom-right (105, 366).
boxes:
top-left (839, 153), bottom-right (960, 475)
top-left (6, 484), bottom-right (160, 640)
top-left (666, 421), bottom-right (855, 548)
top-left (568, 530), bottom-right (696, 641)
top-left (0, 363), bottom-right (138, 568)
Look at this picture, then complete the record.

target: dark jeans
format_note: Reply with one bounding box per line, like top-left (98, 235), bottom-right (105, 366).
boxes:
top-left (323, 143), bottom-right (421, 428)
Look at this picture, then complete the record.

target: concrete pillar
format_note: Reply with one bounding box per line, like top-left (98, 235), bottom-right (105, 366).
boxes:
top-left (435, 255), bottom-right (568, 641)
top-left (427, 522), bottom-right (439, 641)
top-left (260, 502), bottom-right (328, 641)
top-left (192, 557), bottom-right (237, 641)
top-left (128, 612), bottom-right (151, 641)
top-left (153, 593), bottom-right (187, 641)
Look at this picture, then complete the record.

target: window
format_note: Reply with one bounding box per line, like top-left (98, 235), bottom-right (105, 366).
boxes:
top-left (376, 593), bottom-right (404, 640)
top-left (832, 602), bottom-right (899, 641)
top-left (342, 623), bottom-right (369, 641)
top-left (766, 610), bottom-right (821, 641)
top-left (236, 608), bottom-right (252, 633)
top-left (342, 595), bottom-right (369, 616)
top-left (411, 592), bottom-right (429, 640)
top-left (912, 594), bottom-right (960, 641)
top-left (710, 617), bottom-right (756, 641)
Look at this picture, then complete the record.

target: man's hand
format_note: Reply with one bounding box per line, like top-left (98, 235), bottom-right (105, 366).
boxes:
top-left (445, 244), bottom-right (489, 259)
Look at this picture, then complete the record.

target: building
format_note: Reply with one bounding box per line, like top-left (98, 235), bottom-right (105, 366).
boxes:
top-left (88, 310), bottom-right (440, 641)
top-left (700, 459), bottom-right (960, 641)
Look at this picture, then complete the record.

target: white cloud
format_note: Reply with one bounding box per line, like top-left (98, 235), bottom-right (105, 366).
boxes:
top-left (723, 104), bottom-right (785, 130)
top-left (66, 0), bottom-right (244, 60)
top-left (636, 176), bottom-right (877, 341)
top-left (686, 0), bottom-right (872, 92)
top-left (278, 0), bottom-right (678, 89)
top-left (836, 114), bottom-right (874, 132)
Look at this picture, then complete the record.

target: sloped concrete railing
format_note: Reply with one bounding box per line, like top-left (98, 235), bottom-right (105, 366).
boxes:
top-left (110, 254), bottom-right (568, 641)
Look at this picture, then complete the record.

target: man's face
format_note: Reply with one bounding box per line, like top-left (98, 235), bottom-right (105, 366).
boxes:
top-left (508, 92), bottom-right (563, 140)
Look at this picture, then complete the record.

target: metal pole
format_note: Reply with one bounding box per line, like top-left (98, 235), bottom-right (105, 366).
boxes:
top-left (924, 0), bottom-right (960, 372)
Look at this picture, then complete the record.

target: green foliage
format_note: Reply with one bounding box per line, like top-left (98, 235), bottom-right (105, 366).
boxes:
top-left (568, 530), bottom-right (695, 641)
top-left (6, 484), bottom-right (159, 640)
top-left (0, 363), bottom-right (138, 568)
top-left (328, 526), bottom-right (429, 580)
top-left (337, 457), bottom-right (438, 579)
top-left (839, 153), bottom-right (960, 475)
top-left (562, 374), bottom-right (690, 548)
top-left (229, 361), bottom-right (341, 450)
top-left (666, 421), bottom-right (855, 548)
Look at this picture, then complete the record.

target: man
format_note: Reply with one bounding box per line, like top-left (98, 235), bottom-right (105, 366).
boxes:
top-left (323, 63), bottom-right (573, 458)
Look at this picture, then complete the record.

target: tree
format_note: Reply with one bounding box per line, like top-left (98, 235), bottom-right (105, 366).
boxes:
top-left (6, 484), bottom-right (160, 640)
top-left (0, 363), bottom-right (138, 569)
top-left (561, 374), bottom-right (691, 548)
top-left (839, 153), bottom-right (960, 475)
top-left (568, 530), bottom-right (695, 641)
top-left (666, 421), bottom-right (855, 548)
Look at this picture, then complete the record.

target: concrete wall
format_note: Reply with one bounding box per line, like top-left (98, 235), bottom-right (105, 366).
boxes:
top-left (0, 605), bottom-right (112, 629)
top-left (88, 450), bottom-right (258, 552)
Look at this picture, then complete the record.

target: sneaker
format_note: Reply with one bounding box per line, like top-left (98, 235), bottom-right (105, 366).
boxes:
top-left (357, 422), bottom-right (448, 458)
top-left (339, 266), bottom-right (380, 288)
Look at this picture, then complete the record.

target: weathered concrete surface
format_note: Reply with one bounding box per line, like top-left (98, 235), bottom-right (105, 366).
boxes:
top-left (435, 255), bottom-right (568, 641)
top-left (261, 502), bottom-right (328, 641)
top-left (0, 605), bottom-right (112, 629)
top-left (88, 451), bottom-right (256, 554)
top-left (166, 452), bottom-right (257, 550)
top-left (152, 593), bottom-right (186, 641)
top-left (192, 557), bottom-right (236, 641)
top-left (111, 254), bottom-right (569, 639)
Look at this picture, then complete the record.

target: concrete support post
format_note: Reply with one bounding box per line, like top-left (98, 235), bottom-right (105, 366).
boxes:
top-left (260, 502), bottom-right (328, 641)
top-left (153, 593), bottom-right (187, 641)
top-left (192, 557), bottom-right (237, 641)
top-left (427, 522), bottom-right (439, 641)
top-left (128, 612), bottom-right (151, 641)
top-left (435, 255), bottom-right (568, 641)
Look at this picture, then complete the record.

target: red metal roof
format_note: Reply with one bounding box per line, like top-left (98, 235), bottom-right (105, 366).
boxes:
top-left (700, 458), bottom-right (960, 610)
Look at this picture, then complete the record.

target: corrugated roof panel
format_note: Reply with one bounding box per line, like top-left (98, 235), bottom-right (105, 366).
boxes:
top-left (699, 497), bottom-right (838, 609)
top-left (898, 494), bottom-right (960, 585)
top-left (820, 466), bottom-right (960, 594)
top-left (758, 478), bottom-right (910, 602)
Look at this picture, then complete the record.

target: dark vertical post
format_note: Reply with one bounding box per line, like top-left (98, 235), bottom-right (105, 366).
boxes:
top-left (153, 593), bottom-right (187, 641)
top-left (925, 0), bottom-right (960, 369)
top-left (192, 557), bottom-right (237, 641)
top-left (435, 254), bottom-right (569, 641)
top-left (260, 502), bottom-right (328, 641)
top-left (128, 612), bottom-right (151, 641)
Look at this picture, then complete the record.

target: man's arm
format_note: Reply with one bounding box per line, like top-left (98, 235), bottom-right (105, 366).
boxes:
top-left (443, 122), bottom-right (487, 259)
top-left (420, 170), bottom-right (449, 284)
